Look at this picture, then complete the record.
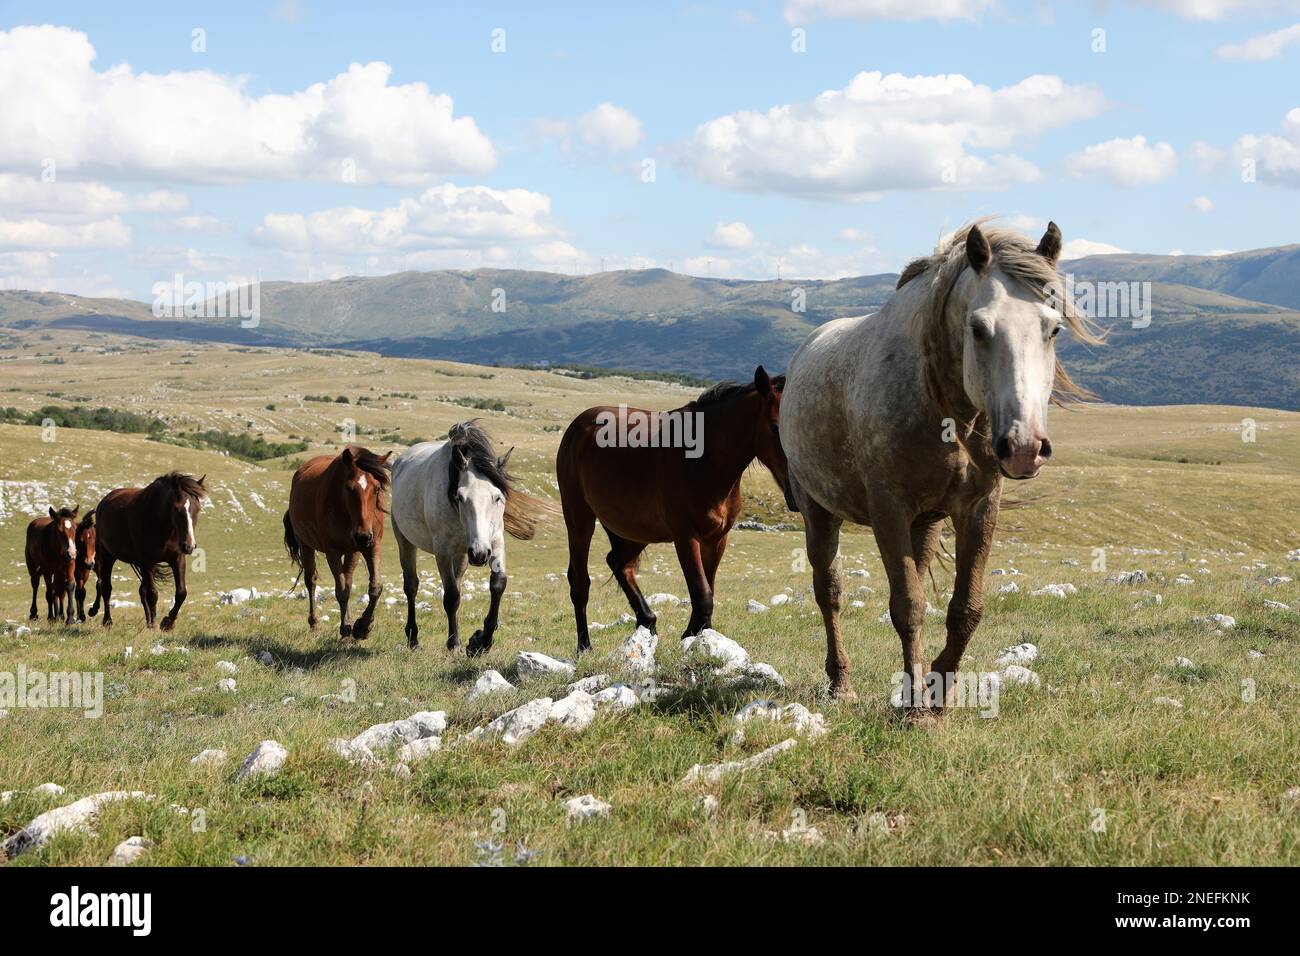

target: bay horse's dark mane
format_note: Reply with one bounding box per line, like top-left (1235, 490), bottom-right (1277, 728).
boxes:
top-left (51, 506), bottom-right (79, 519)
top-left (690, 375), bottom-right (786, 410)
top-left (147, 472), bottom-right (209, 501)
top-left (346, 446), bottom-right (392, 491)
top-left (447, 420), bottom-right (513, 500)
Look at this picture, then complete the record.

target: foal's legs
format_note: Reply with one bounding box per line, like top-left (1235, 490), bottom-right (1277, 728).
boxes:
top-left (468, 538), bottom-right (507, 658)
top-left (327, 551), bottom-right (353, 638)
top-left (605, 529), bottom-right (655, 632)
top-left (564, 502), bottom-right (597, 654)
top-left (28, 569), bottom-right (40, 620)
top-left (351, 546), bottom-right (381, 640)
top-left (931, 491), bottom-right (1000, 707)
top-left (435, 551), bottom-right (463, 651)
top-left (301, 545), bottom-right (320, 630)
top-left (98, 552), bottom-right (116, 627)
top-left (393, 523), bottom-right (421, 649)
top-left (44, 572), bottom-right (56, 620)
top-left (160, 556), bottom-right (187, 631)
top-left (674, 536), bottom-right (712, 639)
top-left (870, 493), bottom-right (929, 713)
top-left (800, 492), bottom-right (850, 698)
top-left (140, 566), bottom-right (159, 628)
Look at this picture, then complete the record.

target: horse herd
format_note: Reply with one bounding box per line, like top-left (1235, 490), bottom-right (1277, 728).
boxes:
top-left (19, 222), bottom-right (1092, 713)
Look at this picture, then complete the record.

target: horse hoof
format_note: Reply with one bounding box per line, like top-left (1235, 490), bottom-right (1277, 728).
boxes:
top-left (466, 631), bottom-right (489, 657)
top-left (829, 682), bottom-right (857, 702)
top-left (160, 617), bottom-right (175, 632)
top-left (446, 639), bottom-right (460, 652)
top-left (408, 639), bottom-right (420, 651)
top-left (339, 623), bottom-right (353, 638)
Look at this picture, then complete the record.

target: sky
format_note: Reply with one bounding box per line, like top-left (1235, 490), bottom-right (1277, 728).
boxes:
top-left (1, 0), bottom-right (1299, 299)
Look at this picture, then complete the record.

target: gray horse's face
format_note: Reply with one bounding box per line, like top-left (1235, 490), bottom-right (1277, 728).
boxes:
top-left (961, 266), bottom-right (1059, 480)
top-left (453, 467), bottom-right (505, 566)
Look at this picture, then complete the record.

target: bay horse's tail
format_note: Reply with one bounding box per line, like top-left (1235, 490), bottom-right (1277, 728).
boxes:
top-left (504, 489), bottom-right (561, 541)
top-left (283, 510), bottom-right (302, 567)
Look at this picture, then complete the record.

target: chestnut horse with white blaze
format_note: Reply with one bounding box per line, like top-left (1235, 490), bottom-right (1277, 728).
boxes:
top-left (25, 506), bottom-right (79, 624)
top-left (557, 366), bottom-right (794, 653)
top-left (95, 473), bottom-right (209, 630)
top-left (283, 445), bottom-right (391, 640)
top-left (780, 220), bottom-right (1101, 709)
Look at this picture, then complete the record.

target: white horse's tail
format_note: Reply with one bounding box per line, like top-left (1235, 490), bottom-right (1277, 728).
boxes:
top-left (504, 489), bottom-right (560, 541)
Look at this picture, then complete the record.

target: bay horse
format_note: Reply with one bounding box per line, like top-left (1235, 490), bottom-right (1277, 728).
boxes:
top-left (283, 445), bottom-right (391, 640)
top-left (74, 512), bottom-right (98, 622)
top-left (390, 421), bottom-right (555, 654)
top-left (557, 366), bottom-right (793, 653)
top-left (25, 506), bottom-right (79, 624)
top-left (780, 220), bottom-right (1101, 708)
top-left (96, 473), bottom-right (209, 630)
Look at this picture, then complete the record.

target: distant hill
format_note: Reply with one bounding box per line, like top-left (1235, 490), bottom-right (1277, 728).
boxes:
top-left (2, 243), bottom-right (1298, 409)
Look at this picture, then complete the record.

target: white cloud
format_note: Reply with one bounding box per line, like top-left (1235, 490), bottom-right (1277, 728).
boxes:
top-left (1132, 0), bottom-right (1300, 20)
top-left (1230, 107), bottom-right (1300, 186)
top-left (0, 25), bottom-right (496, 186)
top-left (706, 221), bottom-right (757, 250)
top-left (1190, 195), bottom-right (1214, 212)
top-left (1065, 135), bottom-right (1177, 187)
top-left (1216, 22), bottom-right (1300, 59)
top-left (1061, 239), bottom-right (1129, 259)
top-left (683, 240), bottom-right (889, 280)
top-left (0, 174), bottom-right (187, 217)
top-left (575, 103), bottom-right (644, 152)
top-left (0, 250), bottom-right (126, 296)
top-left (785, 0), bottom-right (995, 23)
top-left (673, 71), bottom-right (1106, 200)
top-left (835, 227), bottom-right (872, 242)
top-left (0, 216), bottom-right (131, 250)
top-left (172, 215), bottom-right (232, 234)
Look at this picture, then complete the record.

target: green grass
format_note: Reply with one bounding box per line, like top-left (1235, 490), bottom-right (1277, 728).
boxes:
top-left (0, 334), bottom-right (1298, 866)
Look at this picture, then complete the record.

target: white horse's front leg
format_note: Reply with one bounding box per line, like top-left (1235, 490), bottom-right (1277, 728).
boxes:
top-left (467, 537), bottom-right (507, 658)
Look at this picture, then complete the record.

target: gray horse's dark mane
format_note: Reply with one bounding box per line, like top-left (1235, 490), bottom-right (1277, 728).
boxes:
top-left (447, 420), bottom-right (514, 501)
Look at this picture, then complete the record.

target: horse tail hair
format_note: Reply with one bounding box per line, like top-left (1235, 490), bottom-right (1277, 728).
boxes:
top-left (503, 489), bottom-right (561, 541)
top-left (283, 510), bottom-right (302, 567)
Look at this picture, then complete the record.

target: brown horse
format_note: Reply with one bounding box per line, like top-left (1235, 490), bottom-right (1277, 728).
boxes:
top-left (75, 512), bottom-right (99, 622)
top-left (557, 366), bottom-right (794, 652)
top-left (25, 506), bottom-right (79, 624)
top-left (283, 445), bottom-right (391, 640)
top-left (96, 473), bottom-right (208, 630)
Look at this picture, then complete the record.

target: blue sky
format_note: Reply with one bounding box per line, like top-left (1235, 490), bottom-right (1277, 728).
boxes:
top-left (1, 0), bottom-right (1299, 298)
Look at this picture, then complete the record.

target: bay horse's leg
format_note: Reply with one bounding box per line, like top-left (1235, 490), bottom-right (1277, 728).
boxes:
top-left (870, 494), bottom-right (929, 716)
top-left (352, 547), bottom-right (380, 641)
top-left (394, 526), bottom-right (420, 649)
top-left (301, 546), bottom-right (320, 630)
top-left (800, 492), bottom-right (851, 698)
top-left (327, 551), bottom-right (353, 638)
top-left (43, 572), bottom-right (55, 620)
top-left (698, 532), bottom-right (730, 632)
top-left (160, 556), bottom-right (187, 631)
top-left (931, 491), bottom-right (1000, 709)
top-left (673, 536), bottom-right (712, 639)
top-left (88, 571), bottom-right (101, 618)
top-left (75, 572), bottom-right (87, 623)
top-left (435, 551), bottom-right (462, 651)
top-left (604, 530), bottom-right (656, 632)
top-left (140, 566), bottom-right (159, 628)
top-left (28, 569), bottom-right (40, 620)
top-left (62, 569), bottom-right (76, 626)
top-left (98, 552), bottom-right (116, 627)
top-left (468, 541), bottom-right (506, 658)
top-left (564, 506), bottom-right (596, 654)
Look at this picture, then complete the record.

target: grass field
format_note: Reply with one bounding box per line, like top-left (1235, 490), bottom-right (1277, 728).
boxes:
top-left (1, 329), bottom-right (1298, 866)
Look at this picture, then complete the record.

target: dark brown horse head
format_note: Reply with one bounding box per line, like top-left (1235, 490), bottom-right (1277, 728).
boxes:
top-left (75, 511), bottom-right (96, 572)
top-left (47, 505), bottom-right (79, 567)
top-left (339, 446), bottom-right (391, 550)
top-left (151, 472), bottom-right (207, 555)
top-left (752, 366), bottom-right (796, 511)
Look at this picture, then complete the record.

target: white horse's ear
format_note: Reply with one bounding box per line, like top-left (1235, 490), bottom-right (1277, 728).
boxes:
top-left (455, 446), bottom-right (470, 469)
top-left (966, 225), bottom-right (992, 276)
top-left (1036, 221), bottom-right (1062, 266)
top-left (497, 446), bottom-right (514, 470)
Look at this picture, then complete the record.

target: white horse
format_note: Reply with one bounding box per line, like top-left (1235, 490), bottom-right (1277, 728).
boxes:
top-left (780, 221), bottom-right (1100, 709)
top-left (390, 422), bottom-right (551, 655)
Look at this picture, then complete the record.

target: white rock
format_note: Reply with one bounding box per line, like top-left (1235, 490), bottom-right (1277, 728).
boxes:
top-left (1281, 786), bottom-right (1300, 809)
top-left (470, 697), bottom-right (554, 746)
top-left (1265, 575), bottom-right (1292, 585)
top-left (1152, 696), bottom-right (1183, 709)
top-left (992, 643), bottom-right (1039, 668)
top-left (1000, 665), bottom-right (1041, 688)
top-left (191, 748), bottom-right (229, 766)
top-left (330, 738), bottom-right (378, 766)
top-left (1030, 583), bottom-right (1077, 599)
top-left (769, 593), bottom-right (791, 607)
top-left (737, 662), bottom-right (786, 687)
top-left (235, 740), bottom-right (288, 781)
top-left (1247, 650), bottom-right (1266, 660)
top-left (216, 660), bottom-right (238, 675)
top-left (3, 791), bottom-right (154, 857)
top-left (646, 593), bottom-right (679, 607)
top-left (1195, 613), bottom-right (1236, 630)
top-left (15, 625), bottom-right (31, 638)
top-left (682, 629), bottom-right (751, 672)
top-left (467, 669), bottom-right (516, 701)
top-left (1173, 656), bottom-right (1196, 669)
top-left (107, 836), bottom-right (152, 867)
top-left (730, 700), bottom-right (827, 744)
top-left (549, 690), bottom-right (597, 732)
top-left (217, 678), bottom-right (237, 694)
top-left (516, 651), bottom-right (576, 680)
top-left (395, 737), bottom-right (442, 763)
top-left (1107, 570), bottom-right (1148, 585)
top-left (31, 782), bottom-right (66, 796)
top-left (592, 684), bottom-right (640, 711)
top-left (747, 600), bottom-right (769, 613)
top-left (611, 626), bottom-right (657, 674)
top-left (997, 582), bottom-right (1020, 594)
top-left (682, 738), bottom-right (799, 784)
top-left (349, 711), bottom-right (446, 753)
top-left (696, 794), bottom-right (720, 816)
top-left (568, 673), bottom-right (610, 694)
top-left (565, 794), bottom-right (611, 824)
top-left (218, 587), bottom-right (260, 606)
top-left (1263, 599), bottom-right (1290, 610)
top-left (257, 651), bottom-right (274, 666)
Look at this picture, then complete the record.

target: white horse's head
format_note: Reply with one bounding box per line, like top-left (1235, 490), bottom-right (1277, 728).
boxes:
top-left (957, 222), bottom-right (1066, 480)
top-left (450, 444), bottom-right (507, 567)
